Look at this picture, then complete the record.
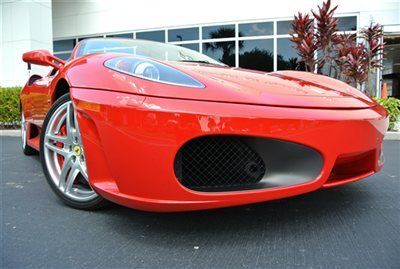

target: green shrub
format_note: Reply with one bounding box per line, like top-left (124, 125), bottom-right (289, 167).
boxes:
top-left (0, 87), bottom-right (21, 129)
top-left (375, 97), bottom-right (400, 131)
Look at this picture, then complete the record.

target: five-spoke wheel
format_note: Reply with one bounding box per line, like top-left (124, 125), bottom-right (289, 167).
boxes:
top-left (40, 94), bottom-right (106, 209)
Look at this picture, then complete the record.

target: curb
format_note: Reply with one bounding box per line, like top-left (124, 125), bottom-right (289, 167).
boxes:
top-left (384, 131), bottom-right (400, 141)
top-left (1, 129), bottom-right (399, 140)
top-left (0, 130), bottom-right (21, 137)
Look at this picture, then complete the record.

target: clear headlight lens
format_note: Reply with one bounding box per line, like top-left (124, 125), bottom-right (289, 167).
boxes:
top-left (104, 56), bottom-right (204, 88)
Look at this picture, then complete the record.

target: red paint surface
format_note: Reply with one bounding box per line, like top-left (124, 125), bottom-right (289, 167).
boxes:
top-left (20, 52), bottom-right (389, 212)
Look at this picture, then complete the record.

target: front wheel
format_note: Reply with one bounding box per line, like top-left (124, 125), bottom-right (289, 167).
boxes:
top-left (40, 94), bottom-right (107, 210)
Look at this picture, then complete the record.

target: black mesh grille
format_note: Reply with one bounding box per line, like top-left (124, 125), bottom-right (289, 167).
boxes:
top-left (175, 136), bottom-right (266, 190)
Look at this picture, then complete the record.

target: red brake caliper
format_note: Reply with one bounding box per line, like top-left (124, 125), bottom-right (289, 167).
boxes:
top-left (56, 124), bottom-right (67, 168)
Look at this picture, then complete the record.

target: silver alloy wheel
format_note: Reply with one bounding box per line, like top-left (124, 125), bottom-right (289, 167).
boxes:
top-left (43, 101), bottom-right (97, 202)
top-left (21, 113), bottom-right (27, 148)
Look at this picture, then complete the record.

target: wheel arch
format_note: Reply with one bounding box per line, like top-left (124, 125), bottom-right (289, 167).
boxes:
top-left (52, 78), bottom-right (70, 103)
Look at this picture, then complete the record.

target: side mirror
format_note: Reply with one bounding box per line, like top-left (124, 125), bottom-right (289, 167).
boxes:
top-left (22, 50), bottom-right (65, 70)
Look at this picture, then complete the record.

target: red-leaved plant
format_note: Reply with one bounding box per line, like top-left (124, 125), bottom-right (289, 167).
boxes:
top-left (290, 13), bottom-right (319, 72)
top-left (290, 0), bottom-right (385, 96)
top-left (341, 44), bottom-right (369, 87)
top-left (312, 0), bottom-right (341, 76)
top-left (360, 23), bottom-right (385, 95)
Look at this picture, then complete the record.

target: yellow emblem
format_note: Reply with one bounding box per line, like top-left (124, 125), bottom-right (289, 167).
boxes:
top-left (73, 145), bottom-right (81, 156)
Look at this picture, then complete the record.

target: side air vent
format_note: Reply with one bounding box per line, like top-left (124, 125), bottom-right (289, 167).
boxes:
top-left (174, 136), bottom-right (266, 190)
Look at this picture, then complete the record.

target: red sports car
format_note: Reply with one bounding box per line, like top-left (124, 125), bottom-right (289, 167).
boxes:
top-left (20, 38), bottom-right (388, 212)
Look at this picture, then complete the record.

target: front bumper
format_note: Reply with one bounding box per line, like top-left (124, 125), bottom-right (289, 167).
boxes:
top-left (71, 87), bottom-right (388, 212)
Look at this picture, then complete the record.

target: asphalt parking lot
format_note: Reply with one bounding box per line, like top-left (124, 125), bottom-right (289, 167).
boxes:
top-left (1, 136), bottom-right (399, 269)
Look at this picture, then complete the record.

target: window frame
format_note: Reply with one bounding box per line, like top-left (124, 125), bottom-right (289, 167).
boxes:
top-left (135, 30), bottom-right (166, 42)
top-left (52, 13), bottom-right (360, 72)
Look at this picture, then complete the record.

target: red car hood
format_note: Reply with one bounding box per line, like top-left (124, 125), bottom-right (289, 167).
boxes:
top-left (169, 63), bottom-right (375, 109)
top-left (67, 54), bottom-right (375, 109)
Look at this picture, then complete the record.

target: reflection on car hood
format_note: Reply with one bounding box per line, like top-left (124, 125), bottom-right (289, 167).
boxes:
top-left (166, 63), bottom-right (375, 109)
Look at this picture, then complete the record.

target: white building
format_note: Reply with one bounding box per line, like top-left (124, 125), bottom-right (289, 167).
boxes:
top-left (1, 0), bottom-right (399, 97)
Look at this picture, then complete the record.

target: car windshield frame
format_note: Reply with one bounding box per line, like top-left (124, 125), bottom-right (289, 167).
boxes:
top-left (75, 38), bottom-right (224, 65)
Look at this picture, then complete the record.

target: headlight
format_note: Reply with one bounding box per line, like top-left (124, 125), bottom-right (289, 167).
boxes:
top-left (104, 56), bottom-right (204, 88)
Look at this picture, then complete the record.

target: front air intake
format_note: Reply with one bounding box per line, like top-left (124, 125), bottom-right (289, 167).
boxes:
top-left (174, 136), bottom-right (266, 190)
top-left (174, 135), bottom-right (324, 192)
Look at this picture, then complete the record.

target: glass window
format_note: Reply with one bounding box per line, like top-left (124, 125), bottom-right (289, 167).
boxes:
top-left (277, 20), bottom-right (292, 35)
top-left (239, 39), bottom-right (273, 72)
top-left (277, 38), bottom-right (304, 70)
top-left (75, 39), bottom-right (222, 65)
top-left (78, 36), bottom-right (103, 42)
top-left (202, 41), bottom-right (235, 66)
top-left (239, 22), bottom-right (273, 37)
top-left (337, 16), bottom-right (357, 31)
top-left (54, 52), bottom-right (71, 61)
top-left (382, 36), bottom-right (400, 98)
top-left (168, 27), bottom-right (199, 42)
top-left (136, 30), bottom-right (165, 42)
top-left (106, 33), bottom-right (133, 39)
top-left (202, 25), bottom-right (235, 39)
top-left (53, 39), bottom-right (75, 52)
top-left (179, 43), bottom-right (199, 52)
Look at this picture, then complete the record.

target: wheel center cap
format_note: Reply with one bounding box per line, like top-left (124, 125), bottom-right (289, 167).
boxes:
top-left (73, 145), bottom-right (82, 156)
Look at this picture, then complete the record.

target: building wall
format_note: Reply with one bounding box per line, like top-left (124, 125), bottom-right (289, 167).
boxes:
top-left (52, 0), bottom-right (399, 39)
top-left (1, 0), bottom-right (53, 87)
top-left (1, 0), bottom-right (398, 87)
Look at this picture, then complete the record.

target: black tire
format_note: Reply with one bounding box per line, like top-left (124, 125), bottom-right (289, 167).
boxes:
top-left (21, 114), bottom-right (38, 156)
top-left (22, 138), bottom-right (37, 155)
top-left (40, 93), bottom-right (107, 210)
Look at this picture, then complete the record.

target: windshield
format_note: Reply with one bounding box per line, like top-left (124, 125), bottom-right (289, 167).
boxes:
top-left (75, 38), bottom-right (223, 65)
